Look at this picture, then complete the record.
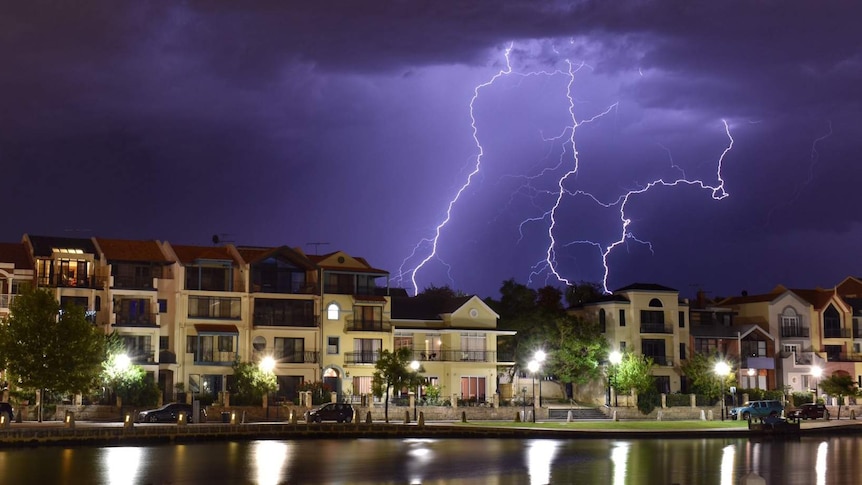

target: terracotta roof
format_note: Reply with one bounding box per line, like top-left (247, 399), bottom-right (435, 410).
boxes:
top-left (171, 244), bottom-right (238, 264)
top-left (95, 238), bottom-right (170, 263)
top-left (836, 277), bottom-right (862, 297)
top-left (786, 288), bottom-right (835, 310)
top-left (0, 242), bottom-right (33, 269)
top-left (236, 246), bottom-right (317, 269)
top-left (613, 283), bottom-right (678, 293)
top-left (717, 292), bottom-right (778, 305)
top-left (236, 247), bottom-right (273, 264)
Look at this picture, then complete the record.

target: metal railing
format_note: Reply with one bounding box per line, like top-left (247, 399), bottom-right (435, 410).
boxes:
top-left (193, 350), bottom-right (237, 365)
top-left (38, 275), bottom-right (106, 289)
top-left (127, 346), bottom-right (156, 364)
top-left (402, 349), bottom-right (498, 363)
top-left (343, 351), bottom-right (380, 364)
top-left (639, 324), bottom-right (673, 334)
top-left (0, 294), bottom-right (13, 308)
top-left (253, 350), bottom-right (320, 364)
top-left (646, 355), bottom-right (673, 366)
top-left (114, 312), bottom-right (158, 327)
top-left (188, 296), bottom-right (241, 320)
top-left (780, 326), bottom-right (809, 338)
top-left (823, 328), bottom-right (850, 339)
top-left (345, 319), bottom-right (392, 332)
top-left (112, 275), bottom-right (157, 290)
top-left (253, 313), bottom-right (318, 327)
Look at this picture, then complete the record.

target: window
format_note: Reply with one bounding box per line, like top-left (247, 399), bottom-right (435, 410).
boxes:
top-left (619, 309), bottom-right (626, 327)
top-left (678, 311), bottom-right (685, 328)
top-left (649, 298), bottom-right (663, 308)
top-left (185, 264), bottom-right (232, 291)
top-left (274, 337), bottom-right (305, 363)
top-left (218, 335), bottom-right (233, 352)
top-left (460, 376), bottom-right (486, 402)
top-left (354, 338), bottom-right (381, 363)
top-left (679, 343), bottom-right (686, 360)
top-left (353, 305), bottom-right (383, 329)
top-left (695, 338), bottom-right (718, 354)
top-left (353, 376), bottom-right (373, 398)
top-left (742, 340), bottom-right (766, 358)
top-left (460, 332), bottom-right (486, 361)
top-left (186, 336), bottom-right (198, 354)
top-left (598, 309), bottom-right (606, 332)
top-left (188, 296), bottom-right (241, 319)
top-left (394, 332), bottom-right (413, 350)
top-left (640, 310), bottom-right (665, 325)
top-left (619, 341), bottom-right (626, 352)
top-left (783, 344), bottom-right (798, 354)
top-left (253, 298), bottom-right (315, 326)
top-left (642, 339), bottom-right (667, 365)
top-left (327, 336), bottom-right (339, 355)
top-left (158, 299), bottom-right (167, 313)
top-left (824, 305), bottom-right (841, 338)
top-left (327, 303), bottom-right (340, 320)
top-left (159, 336), bottom-right (169, 350)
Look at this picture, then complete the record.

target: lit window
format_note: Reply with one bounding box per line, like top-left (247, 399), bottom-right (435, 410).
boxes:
top-left (327, 303), bottom-right (340, 320)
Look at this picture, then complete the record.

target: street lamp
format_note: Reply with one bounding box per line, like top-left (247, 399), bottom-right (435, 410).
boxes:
top-left (527, 359), bottom-right (540, 422)
top-left (533, 350), bottom-right (546, 407)
top-left (811, 365), bottom-right (822, 403)
top-left (410, 360), bottom-right (421, 421)
top-left (608, 351), bottom-right (622, 407)
top-left (521, 386), bottom-right (527, 421)
top-left (714, 361), bottom-right (731, 421)
top-left (260, 356), bottom-right (276, 419)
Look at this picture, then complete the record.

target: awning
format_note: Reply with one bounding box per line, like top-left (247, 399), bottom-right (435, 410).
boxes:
top-left (194, 324), bottom-right (239, 335)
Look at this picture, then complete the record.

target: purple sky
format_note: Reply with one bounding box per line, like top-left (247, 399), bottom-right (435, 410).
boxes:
top-left (2, 1), bottom-right (861, 300)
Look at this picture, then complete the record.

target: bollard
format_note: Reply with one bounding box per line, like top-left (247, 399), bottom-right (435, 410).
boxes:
top-left (514, 412), bottom-right (521, 423)
top-left (567, 410), bottom-right (572, 423)
top-left (366, 411), bottom-right (372, 424)
top-left (418, 411), bottom-right (425, 427)
top-left (0, 414), bottom-right (8, 429)
top-left (851, 409), bottom-right (857, 420)
top-left (405, 410), bottom-right (410, 424)
top-left (177, 411), bottom-right (188, 426)
top-left (289, 409), bottom-right (296, 425)
top-left (657, 411), bottom-right (663, 421)
top-left (124, 412), bottom-right (134, 429)
top-left (230, 411), bottom-right (238, 425)
top-left (613, 410), bottom-right (618, 421)
top-left (700, 410), bottom-right (706, 421)
top-left (65, 411), bottom-right (76, 429)
top-left (242, 411), bottom-right (247, 424)
top-left (461, 411), bottom-right (467, 423)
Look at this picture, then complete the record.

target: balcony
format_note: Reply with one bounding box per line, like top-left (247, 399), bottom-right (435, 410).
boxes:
top-left (188, 296), bottom-right (241, 320)
top-left (39, 274), bottom-right (105, 289)
top-left (780, 326), bottom-right (809, 338)
top-left (112, 275), bottom-right (157, 290)
top-left (639, 324), bottom-right (673, 334)
top-left (0, 294), bottom-right (14, 308)
top-left (254, 350), bottom-right (319, 364)
top-left (192, 350), bottom-right (237, 365)
top-left (253, 313), bottom-right (318, 328)
top-left (823, 328), bottom-right (851, 339)
top-left (344, 351), bottom-right (381, 364)
top-left (345, 319), bottom-right (392, 332)
top-left (403, 349), bottom-right (497, 363)
top-left (114, 312), bottom-right (158, 327)
top-left (126, 346), bottom-right (156, 364)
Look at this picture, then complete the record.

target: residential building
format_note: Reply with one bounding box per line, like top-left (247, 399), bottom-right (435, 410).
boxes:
top-left (0, 242), bottom-right (34, 319)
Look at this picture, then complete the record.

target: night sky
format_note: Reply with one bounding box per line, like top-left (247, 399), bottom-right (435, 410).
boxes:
top-left (2, 1), bottom-right (860, 300)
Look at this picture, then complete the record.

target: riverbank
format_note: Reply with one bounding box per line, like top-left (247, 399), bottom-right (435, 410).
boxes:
top-left (1, 418), bottom-right (861, 448)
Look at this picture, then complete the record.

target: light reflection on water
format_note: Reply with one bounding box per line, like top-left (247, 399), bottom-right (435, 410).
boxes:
top-left (1, 436), bottom-right (862, 484)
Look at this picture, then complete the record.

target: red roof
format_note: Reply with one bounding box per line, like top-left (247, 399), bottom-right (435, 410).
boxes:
top-left (95, 238), bottom-right (170, 263)
top-left (171, 245), bottom-right (238, 264)
top-left (0, 242), bottom-right (33, 270)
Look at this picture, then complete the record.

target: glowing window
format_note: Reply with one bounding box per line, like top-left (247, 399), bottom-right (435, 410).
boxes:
top-left (327, 303), bottom-right (340, 320)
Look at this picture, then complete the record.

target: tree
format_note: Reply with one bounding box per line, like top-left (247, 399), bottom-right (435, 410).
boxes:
top-left (819, 373), bottom-right (858, 419)
top-left (545, 315), bottom-right (609, 389)
top-left (101, 334), bottom-right (158, 407)
top-left (565, 281), bottom-right (604, 308)
top-left (228, 360), bottom-right (278, 405)
top-left (0, 286), bottom-right (105, 418)
top-left (372, 348), bottom-right (422, 423)
top-left (613, 352), bottom-right (657, 414)
top-left (680, 352), bottom-right (735, 401)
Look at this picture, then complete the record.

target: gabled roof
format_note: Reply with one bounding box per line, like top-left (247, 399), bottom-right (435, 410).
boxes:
top-left (835, 276), bottom-right (862, 298)
top-left (392, 294), bottom-right (488, 320)
top-left (236, 245), bottom-right (317, 269)
top-left (613, 283), bottom-right (678, 293)
top-left (785, 288), bottom-right (840, 311)
top-left (170, 244), bottom-right (238, 265)
top-left (690, 323), bottom-right (774, 341)
top-left (307, 251), bottom-right (388, 275)
top-left (717, 291), bottom-right (780, 306)
top-left (95, 238), bottom-right (171, 263)
top-left (0, 242), bottom-right (34, 269)
top-left (25, 235), bottom-right (98, 257)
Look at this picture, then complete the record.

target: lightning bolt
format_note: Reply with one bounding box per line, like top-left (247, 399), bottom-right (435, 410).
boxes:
top-left (396, 43), bottom-right (734, 296)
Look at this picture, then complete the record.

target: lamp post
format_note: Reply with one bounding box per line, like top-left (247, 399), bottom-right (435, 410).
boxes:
top-left (410, 360), bottom-right (421, 421)
top-left (811, 365), bottom-right (822, 403)
top-left (714, 361), bottom-right (731, 421)
top-left (534, 350), bottom-right (546, 407)
top-left (527, 359), bottom-right (540, 422)
top-left (521, 386), bottom-right (527, 421)
top-left (260, 356), bottom-right (275, 420)
top-left (608, 351), bottom-right (622, 407)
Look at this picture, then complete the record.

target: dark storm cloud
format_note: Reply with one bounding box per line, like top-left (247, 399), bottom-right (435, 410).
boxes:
top-left (2, 0), bottom-right (861, 297)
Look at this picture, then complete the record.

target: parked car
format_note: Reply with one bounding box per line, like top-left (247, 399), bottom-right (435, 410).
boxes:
top-left (729, 399), bottom-right (784, 421)
top-left (788, 403), bottom-right (829, 420)
top-left (306, 403), bottom-right (355, 423)
top-left (137, 403), bottom-right (206, 423)
top-left (0, 402), bottom-right (13, 422)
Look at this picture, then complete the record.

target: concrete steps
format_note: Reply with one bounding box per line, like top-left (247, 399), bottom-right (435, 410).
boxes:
top-left (547, 407), bottom-right (609, 420)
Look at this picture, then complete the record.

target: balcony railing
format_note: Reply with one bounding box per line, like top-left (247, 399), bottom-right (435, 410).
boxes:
top-left (112, 275), bottom-right (157, 290)
top-left (193, 350), bottom-right (237, 365)
top-left (854, 327), bottom-right (862, 339)
top-left (127, 346), bottom-right (156, 364)
top-left (114, 312), bottom-right (158, 327)
top-left (38, 275), bottom-right (106, 289)
top-left (780, 326), bottom-right (809, 338)
top-left (823, 328), bottom-right (850, 339)
top-left (402, 349), bottom-right (497, 363)
top-left (253, 313), bottom-right (318, 328)
top-left (645, 355), bottom-right (673, 366)
top-left (253, 350), bottom-right (319, 364)
top-left (344, 351), bottom-right (381, 364)
top-left (345, 320), bottom-right (392, 332)
top-left (188, 296), bottom-right (241, 320)
top-left (640, 324), bottom-right (673, 334)
top-left (0, 294), bottom-right (14, 308)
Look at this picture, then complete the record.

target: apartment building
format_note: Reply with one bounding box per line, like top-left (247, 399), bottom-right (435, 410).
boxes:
top-left (571, 283), bottom-right (690, 394)
top-left (390, 291), bottom-right (514, 404)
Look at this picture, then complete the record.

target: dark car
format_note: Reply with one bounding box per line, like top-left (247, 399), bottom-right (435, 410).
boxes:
top-left (137, 403), bottom-right (206, 423)
top-left (306, 403), bottom-right (355, 423)
top-left (788, 403), bottom-right (829, 420)
top-left (0, 402), bottom-right (13, 422)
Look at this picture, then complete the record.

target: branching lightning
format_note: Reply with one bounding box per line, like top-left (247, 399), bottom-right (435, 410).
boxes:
top-left (395, 43), bottom-right (735, 296)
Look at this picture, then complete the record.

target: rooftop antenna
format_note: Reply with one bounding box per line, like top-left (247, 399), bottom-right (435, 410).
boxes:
top-left (306, 242), bottom-right (330, 255)
top-left (212, 233), bottom-right (234, 245)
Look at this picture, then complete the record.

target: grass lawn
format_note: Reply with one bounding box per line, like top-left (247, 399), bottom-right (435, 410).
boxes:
top-left (454, 420), bottom-right (748, 430)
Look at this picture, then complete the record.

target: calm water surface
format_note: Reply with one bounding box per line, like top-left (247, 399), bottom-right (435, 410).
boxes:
top-left (1, 436), bottom-right (860, 484)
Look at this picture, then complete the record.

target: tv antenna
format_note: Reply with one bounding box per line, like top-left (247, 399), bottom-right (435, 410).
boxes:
top-left (212, 233), bottom-right (234, 245)
top-left (306, 242), bottom-right (330, 255)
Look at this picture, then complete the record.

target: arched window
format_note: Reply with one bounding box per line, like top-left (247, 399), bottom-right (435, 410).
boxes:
top-left (649, 298), bottom-right (663, 308)
top-left (598, 309), bottom-right (606, 332)
top-left (327, 302), bottom-right (340, 320)
top-left (824, 305), bottom-right (841, 338)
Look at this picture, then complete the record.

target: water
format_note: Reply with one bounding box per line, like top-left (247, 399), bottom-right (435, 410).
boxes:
top-left (1, 436), bottom-right (860, 484)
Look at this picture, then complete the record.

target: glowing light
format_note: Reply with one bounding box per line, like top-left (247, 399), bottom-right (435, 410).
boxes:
top-left (526, 439), bottom-right (559, 485)
top-left (398, 42), bottom-right (735, 295)
top-left (254, 440), bottom-right (290, 485)
top-left (611, 441), bottom-right (630, 485)
top-left (259, 356), bottom-right (276, 373)
top-left (103, 447), bottom-right (142, 485)
top-left (815, 441), bottom-right (828, 485)
top-left (720, 444), bottom-right (735, 485)
top-left (609, 350), bottom-right (622, 365)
